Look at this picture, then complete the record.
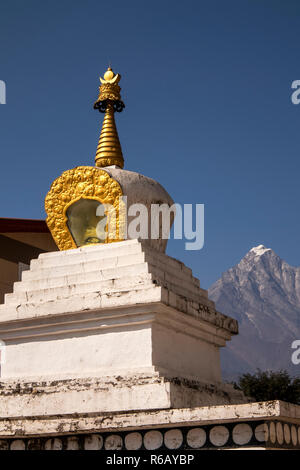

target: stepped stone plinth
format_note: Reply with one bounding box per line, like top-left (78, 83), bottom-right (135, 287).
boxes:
top-left (0, 239), bottom-right (246, 415)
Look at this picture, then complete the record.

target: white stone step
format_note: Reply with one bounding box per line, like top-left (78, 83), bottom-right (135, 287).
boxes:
top-left (145, 249), bottom-right (199, 287)
top-left (5, 276), bottom-right (155, 305)
top-left (9, 264), bottom-right (210, 310)
top-left (18, 260), bottom-right (203, 303)
top-left (23, 251), bottom-right (201, 294)
top-left (30, 241), bottom-right (144, 269)
top-left (13, 263), bottom-right (150, 293)
top-left (12, 267), bottom-right (204, 306)
top-left (13, 260), bottom-right (207, 306)
top-left (35, 239), bottom-right (142, 261)
top-left (4, 284), bottom-right (164, 320)
top-left (149, 266), bottom-right (210, 305)
top-left (23, 252), bottom-right (147, 281)
top-left (31, 240), bottom-right (200, 286)
top-left (5, 238), bottom-right (212, 310)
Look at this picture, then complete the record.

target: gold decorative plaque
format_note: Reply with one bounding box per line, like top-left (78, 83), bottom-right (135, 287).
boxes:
top-left (45, 166), bottom-right (125, 251)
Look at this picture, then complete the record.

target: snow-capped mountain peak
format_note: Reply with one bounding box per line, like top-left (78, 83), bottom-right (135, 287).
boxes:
top-left (249, 244), bottom-right (271, 256)
top-left (208, 245), bottom-right (300, 380)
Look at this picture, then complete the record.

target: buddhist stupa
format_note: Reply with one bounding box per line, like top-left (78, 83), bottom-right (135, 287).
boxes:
top-left (0, 67), bottom-right (295, 451)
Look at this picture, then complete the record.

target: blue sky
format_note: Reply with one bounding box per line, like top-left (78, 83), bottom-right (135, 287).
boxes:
top-left (0, 0), bottom-right (300, 288)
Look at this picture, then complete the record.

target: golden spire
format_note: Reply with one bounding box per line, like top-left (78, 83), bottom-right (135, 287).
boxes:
top-left (94, 66), bottom-right (125, 168)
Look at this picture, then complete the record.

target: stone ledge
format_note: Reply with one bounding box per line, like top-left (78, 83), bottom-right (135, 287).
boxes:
top-left (0, 303), bottom-right (231, 344)
top-left (0, 373), bottom-right (247, 419)
top-left (0, 288), bottom-right (237, 336)
top-left (0, 401), bottom-right (298, 450)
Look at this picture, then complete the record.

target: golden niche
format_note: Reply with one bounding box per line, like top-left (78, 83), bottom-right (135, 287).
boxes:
top-left (45, 166), bottom-right (125, 251)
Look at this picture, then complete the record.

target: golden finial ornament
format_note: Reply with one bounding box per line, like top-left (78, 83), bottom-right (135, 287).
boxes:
top-left (94, 66), bottom-right (125, 168)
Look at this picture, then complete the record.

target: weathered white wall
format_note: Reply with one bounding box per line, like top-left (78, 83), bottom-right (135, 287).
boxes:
top-left (2, 324), bottom-right (153, 379)
top-left (152, 323), bottom-right (221, 383)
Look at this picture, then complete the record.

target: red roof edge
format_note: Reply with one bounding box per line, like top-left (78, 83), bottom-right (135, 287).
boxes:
top-left (0, 218), bottom-right (50, 233)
